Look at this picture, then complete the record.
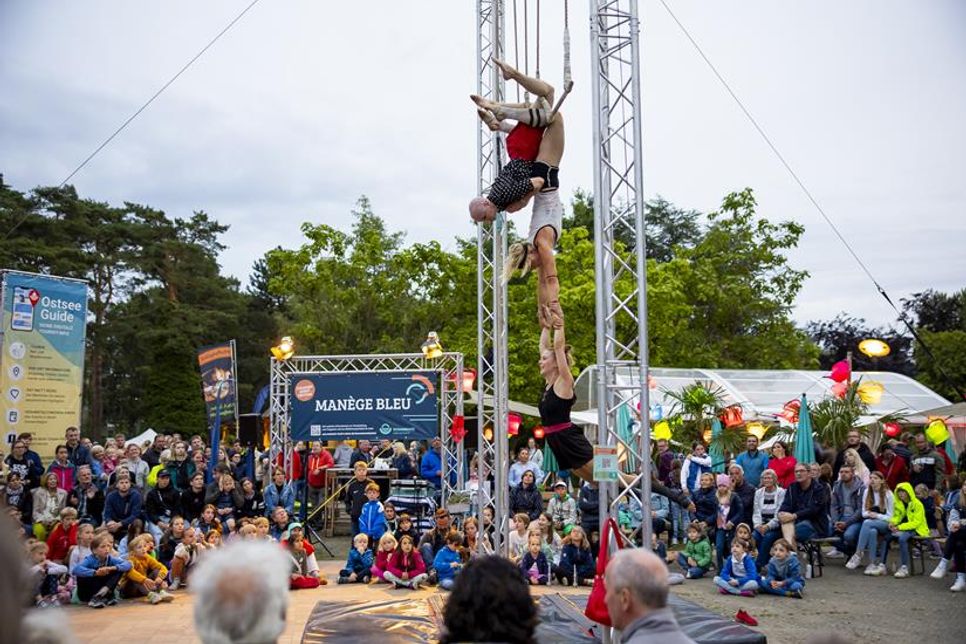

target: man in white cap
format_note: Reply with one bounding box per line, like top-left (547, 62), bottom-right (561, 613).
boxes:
top-left (546, 480), bottom-right (577, 534)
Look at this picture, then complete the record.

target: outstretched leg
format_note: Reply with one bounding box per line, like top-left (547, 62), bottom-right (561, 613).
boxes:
top-left (493, 58), bottom-right (555, 104)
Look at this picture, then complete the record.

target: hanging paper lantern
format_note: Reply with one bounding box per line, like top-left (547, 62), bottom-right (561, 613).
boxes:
top-left (483, 426), bottom-right (493, 442)
top-left (653, 420), bottom-right (672, 441)
top-left (508, 413), bottom-right (522, 436)
top-left (746, 422), bottom-right (767, 440)
top-left (883, 422), bottom-right (901, 438)
top-left (779, 399), bottom-right (800, 424)
top-left (857, 380), bottom-right (884, 405)
top-left (721, 406), bottom-right (744, 428)
top-left (702, 428), bottom-right (713, 444)
top-left (450, 415), bottom-right (466, 442)
top-left (533, 425), bottom-right (545, 440)
top-left (831, 381), bottom-right (848, 399)
top-left (461, 369), bottom-right (476, 393)
top-left (926, 419), bottom-right (950, 445)
top-left (829, 360), bottom-right (851, 383)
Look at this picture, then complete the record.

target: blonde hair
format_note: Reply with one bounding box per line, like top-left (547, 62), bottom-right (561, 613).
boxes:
top-left (502, 242), bottom-right (534, 283)
top-left (253, 517), bottom-right (270, 529)
top-left (378, 532), bottom-right (398, 551)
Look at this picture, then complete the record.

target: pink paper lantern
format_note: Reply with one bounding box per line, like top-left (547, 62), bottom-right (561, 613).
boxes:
top-left (831, 381), bottom-right (848, 399)
top-left (828, 360), bottom-right (851, 383)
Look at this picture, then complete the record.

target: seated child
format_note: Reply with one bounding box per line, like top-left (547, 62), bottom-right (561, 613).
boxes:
top-left (713, 538), bottom-right (760, 596)
top-left (433, 531), bottom-right (464, 590)
top-left (193, 504), bottom-right (223, 537)
top-left (520, 534), bottom-right (550, 586)
top-left (508, 513), bottom-right (531, 564)
top-left (761, 538), bottom-right (805, 598)
top-left (170, 526), bottom-right (206, 590)
top-left (733, 523), bottom-right (758, 561)
top-left (674, 522), bottom-right (712, 579)
top-left (73, 533), bottom-right (133, 608)
top-left (285, 523), bottom-right (323, 589)
top-left (28, 540), bottom-right (69, 607)
top-left (385, 534), bottom-right (429, 590)
top-left (393, 513), bottom-right (419, 545)
top-left (237, 524), bottom-right (257, 540)
top-left (45, 507), bottom-right (79, 564)
top-left (121, 534), bottom-right (173, 604)
top-left (68, 522), bottom-right (95, 574)
top-left (371, 532), bottom-right (398, 582)
top-left (204, 529), bottom-right (223, 549)
top-left (555, 525), bottom-right (595, 586)
top-left (253, 517), bottom-right (272, 540)
top-left (339, 533), bottom-right (375, 584)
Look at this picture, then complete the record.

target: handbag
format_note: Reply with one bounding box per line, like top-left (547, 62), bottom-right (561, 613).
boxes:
top-left (584, 517), bottom-right (626, 626)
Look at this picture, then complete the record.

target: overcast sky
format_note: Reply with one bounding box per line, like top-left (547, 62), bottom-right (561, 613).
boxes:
top-left (2, 1), bottom-right (964, 331)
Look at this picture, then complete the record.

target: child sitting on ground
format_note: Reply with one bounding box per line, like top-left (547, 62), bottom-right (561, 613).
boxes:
top-left (237, 523), bottom-right (257, 540)
top-left (733, 523), bottom-right (758, 561)
top-left (204, 529), bottom-right (223, 549)
top-left (555, 525), bottom-right (595, 586)
top-left (170, 526), bottom-right (206, 590)
top-left (193, 504), bottom-right (222, 537)
top-left (121, 534), bottom-right (173, 604)
top-left (520, 533), bottom-right (551, 586)
top-left (673, 522), bottom-right (712, 579)
top-left (253, 517), bottom-right (272, 540)
top-left (761, 538), bottom-right (805, 598)
top-left (434, 531), bottom-right (464, 590)
top-left (285, 523), bottom-right (323, 589)
top-left (45, 507), bottom-right (79, 564)
top-left (508, 513), bottom-right (531, 564)
top-left (385, 534), bottom-right (428, 590)
top-left (393, 513), bottom-right (419, 545)
top-left (339, 533), bottom-right (375, 584)
top-left (28, 540), bottom-right (69, 607)
top-left (713, 538), bottom-right (759, 596)
top-left (68, 522), bottom-right (95, 574)
top-left (371, 532), bottom-right (398, 582)
top-left (73, 533), bottom-right (132, 608)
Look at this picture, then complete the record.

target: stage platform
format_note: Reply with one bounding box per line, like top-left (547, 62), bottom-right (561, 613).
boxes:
top-left (300, 591), bottom-right (766, 643)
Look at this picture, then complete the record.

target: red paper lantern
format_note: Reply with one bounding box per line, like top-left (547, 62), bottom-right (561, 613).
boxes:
top-left (828, 360), bottom-right (851, 383)
top-left (779, 399), bottom-right (801, 424)
top-left (449, 415), bottom-right (466, 442)
top-left (508, 413), bottom-right (522, 436)
top-left (462, 369), bottom-right (476, 393)
top-left (533, 425), bottom-right (545, 440)
top-left (721, 405), bottom-right (744, 428)
top-left (883, 421), bottom-right (901, 438)
top-left (831, 381), bottom-right (848, 399)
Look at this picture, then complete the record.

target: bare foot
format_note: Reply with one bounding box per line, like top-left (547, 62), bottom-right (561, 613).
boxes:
top-left (477, 108), bottom-right (500, 132)
top-left (470, 94), bottom-right (498, 111)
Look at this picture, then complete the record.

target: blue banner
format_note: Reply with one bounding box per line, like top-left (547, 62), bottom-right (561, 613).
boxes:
top-left (290, 371), bottom-right (439, 442)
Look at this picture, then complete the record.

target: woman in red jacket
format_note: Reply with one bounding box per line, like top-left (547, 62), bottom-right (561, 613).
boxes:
top-left (875, 443), bottom-right (909, 490)
top-left (769, 442), bottom-right (797, 489)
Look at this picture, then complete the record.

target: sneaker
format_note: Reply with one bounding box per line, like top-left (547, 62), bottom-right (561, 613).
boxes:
top-left (863, 563), bottom-right (878, 576)
top-left (739, 590), bottom-right (756, 598)
top-left (106, 597), bottom-right (118, 606)
top-left (846, 554), bottom-right (863, 570)
top-left (950, 577), bottom-right (966, 592)
top-left (930, 561), bottom-right (948, 579)
top-left (158, 590), bottom-right (174, 603)
top-left (824, 548), bottom-right (845, 559)
top-left (718, 586), bottom-right (730, 595)
top-left (88, 597), bottom-right (106, 609)
top-left (893, 565), bottom-right (909, 579)
top-left (169, 577), bottom-right (181, 591)
top-left (791, 588), bottom-right (804, 599)
top-left (148, 591), bottom-right (162, 604)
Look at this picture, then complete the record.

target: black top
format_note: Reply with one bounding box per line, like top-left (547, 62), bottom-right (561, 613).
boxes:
top-left (539, 385), bottom-right (576, 426)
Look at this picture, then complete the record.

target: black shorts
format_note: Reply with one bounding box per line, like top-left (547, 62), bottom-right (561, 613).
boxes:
top-left (546, 425), bottom-right (594, 471)
top-left (487, 159), bottom-right (534, 210)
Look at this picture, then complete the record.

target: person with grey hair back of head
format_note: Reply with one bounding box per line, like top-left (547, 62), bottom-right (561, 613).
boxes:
top-left (192, 541), bottom-right (291, 644)
top-left (604, 549), bottom-right (695, 644)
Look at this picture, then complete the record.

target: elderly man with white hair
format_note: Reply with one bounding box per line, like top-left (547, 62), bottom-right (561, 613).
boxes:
top-left (192, 541), bottom-right (291, 644)
top-left (604, 549), bottom-right (695, 644)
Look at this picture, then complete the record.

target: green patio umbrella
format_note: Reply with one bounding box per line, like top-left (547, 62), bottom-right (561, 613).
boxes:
top-left (709, 417), bottom-right (725, 473)
top-left (542, 442), bottom-right (559, 475)
top-left (794, 394), bottom-right (816, 466)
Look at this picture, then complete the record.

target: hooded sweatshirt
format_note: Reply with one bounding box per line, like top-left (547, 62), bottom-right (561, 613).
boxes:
top-left (830, 477), bottom-right (865, 526)
top-left (891, 482), bottom-right (929, 537)
top-left (766, 553), bottom-right (804, 586)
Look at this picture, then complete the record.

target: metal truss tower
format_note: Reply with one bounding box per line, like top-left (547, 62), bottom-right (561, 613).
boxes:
top-left (475, 0), bottom-right (510, 554)
top-left (589, 0), bottom-right (653, 548)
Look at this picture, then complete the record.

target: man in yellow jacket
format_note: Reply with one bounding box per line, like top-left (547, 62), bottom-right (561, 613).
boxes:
top-left (877, 482), bottom-right (929, 578)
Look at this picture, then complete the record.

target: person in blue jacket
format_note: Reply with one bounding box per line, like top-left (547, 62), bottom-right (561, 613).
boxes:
top-left (420, 437), bottom-right (445, 491)
top-left (713, 538), bottom-right (759, 596)
top-left (358, 483), bottom-right (386, 546)
top-left (338, 533), bottom-right (374, 583)
top-left (262, 468), bottom-right (295, 518)
top-left (73, 533), bottom-right (133, 607)
top-left (735, 435), bottom-right (769, 487)
top-left (761, 538), bottom-right (805, 598)
top-left (102, 476), bottom-right (142, 540)
top-left (519, 534), bottom-right (551, 586)
top-left (433, 531), bottom-right (464, 590)
top-left (554, 525), bottom-right (595, 586)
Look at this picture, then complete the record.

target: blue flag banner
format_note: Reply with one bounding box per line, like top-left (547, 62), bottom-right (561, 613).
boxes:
top-left (290, 371), bottom-right (439, 442)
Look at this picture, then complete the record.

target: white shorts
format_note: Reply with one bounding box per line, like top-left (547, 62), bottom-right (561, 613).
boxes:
top-left (527, 190), bottom-right (563, 245)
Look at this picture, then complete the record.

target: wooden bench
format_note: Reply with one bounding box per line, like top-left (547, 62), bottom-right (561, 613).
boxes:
top-left (909, 536), bottom-right (946, 576)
